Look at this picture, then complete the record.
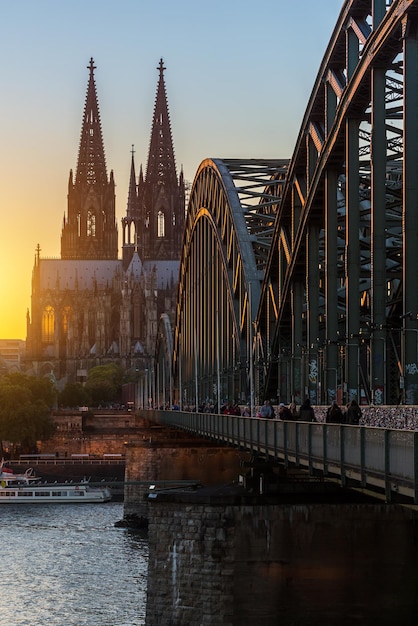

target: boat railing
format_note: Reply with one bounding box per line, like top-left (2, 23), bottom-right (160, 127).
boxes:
top-left (7, 458), bottom-right (125, 466)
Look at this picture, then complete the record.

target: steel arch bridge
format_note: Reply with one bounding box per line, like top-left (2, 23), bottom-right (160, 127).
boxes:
top-left (171, 158), bottom-right (287, 410)
top-left (161, 0), bottom-right (418, 411)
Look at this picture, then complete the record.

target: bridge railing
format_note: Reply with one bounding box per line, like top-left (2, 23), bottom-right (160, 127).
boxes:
top-left (149, 410), bottom-right (418, 504)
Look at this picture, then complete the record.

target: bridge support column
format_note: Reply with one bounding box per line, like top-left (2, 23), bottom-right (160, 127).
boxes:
top-left (371, 66), bottom-right (387, 405)
top-left (306, 226), bottom-right (320, 404)
top-left (325, 169), bottom-right (339, 402)
top-left (345, 117), bottom-right (360, 403)
top-left (403, 16), bottom-right (418, 404)
top-left (291, 281), bottom-right (304, 404)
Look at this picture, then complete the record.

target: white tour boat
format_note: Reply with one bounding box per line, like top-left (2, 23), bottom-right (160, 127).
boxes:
top-left (0, 464), bottom-right (112, 503)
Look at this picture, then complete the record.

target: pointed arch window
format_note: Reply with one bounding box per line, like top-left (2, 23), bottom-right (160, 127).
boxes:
top-left (158, 210), bottom-right (165, 238)
top-left (62, 306), bottom-right (72, 337)
top-left (87, 211), bottom-right (96, 237)
top-left (42, 306), bottom-right (55, 343)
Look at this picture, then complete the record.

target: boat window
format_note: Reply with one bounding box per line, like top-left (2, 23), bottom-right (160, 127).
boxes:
top-left (0, 491), bottom-right (14, 496)
top-left (35, 491), bottom-right (51, 497)
top-left (19, 491), bottom-right (32, 496)
top-left (52, 491), bottom-right (67, 496)
top-left (74, 491), bottom-right (85, 496)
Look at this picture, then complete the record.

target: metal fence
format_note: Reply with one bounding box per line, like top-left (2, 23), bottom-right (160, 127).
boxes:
top-left (149, 410), bottom-right (418, 504)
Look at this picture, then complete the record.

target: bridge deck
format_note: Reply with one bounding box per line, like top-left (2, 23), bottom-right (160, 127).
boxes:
top-left (150, 410), bottom-right (418, 505)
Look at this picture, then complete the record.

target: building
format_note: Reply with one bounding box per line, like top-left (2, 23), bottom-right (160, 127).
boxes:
top-left (25, 58), bottom-right (185, 385)
top-left (0, 339), bottom-right (26, 374)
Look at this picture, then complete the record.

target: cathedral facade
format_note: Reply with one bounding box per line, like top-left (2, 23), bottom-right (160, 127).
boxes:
top-left (25, 58), bottom-right (185, 383)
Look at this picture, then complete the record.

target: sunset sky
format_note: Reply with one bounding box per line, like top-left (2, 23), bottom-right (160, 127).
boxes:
top-left (0, 0), bottom-right (343, 339)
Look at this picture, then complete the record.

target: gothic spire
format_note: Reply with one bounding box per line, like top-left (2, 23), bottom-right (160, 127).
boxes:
top-left (75, 58), bottom-right (108, 186)
top-left (145, 59), bottom-right (178, 189)
top-left (61, 58), bottom-right (118, 260)
top-left (126, 145), bottom-right (138, 217)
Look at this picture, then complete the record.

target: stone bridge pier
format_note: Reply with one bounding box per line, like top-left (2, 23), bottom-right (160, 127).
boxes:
top-left (144, 488), bottom-right (418, 625)
top-left (121, 421), bottom-right (418, 624)
top-left (122, 423), bottom-right (250, 526)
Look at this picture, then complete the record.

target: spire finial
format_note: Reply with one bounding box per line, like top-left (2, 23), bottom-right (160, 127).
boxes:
top-left (158, 58), bottom-right (165, 77)
top-left (131, 144), bottom-right (135, 158)
top-left (88, 57), bottom-right (96, 76)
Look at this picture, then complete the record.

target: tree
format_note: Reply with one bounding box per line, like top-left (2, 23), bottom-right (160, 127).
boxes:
top-left (58, 382), bottom-right (91, 408)
top-left (0, 373), bottom-right (55, 453)
top-left (84, 363), bottom-right (124, 406)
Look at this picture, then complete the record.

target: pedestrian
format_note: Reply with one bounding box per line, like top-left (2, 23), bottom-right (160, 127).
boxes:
top-left (277, 403), bottom-right (292, 420)
top-left (298, 398), bottom-right (316, 422)
top-left (232, 401), bottom-right (241, 416)
top-left (346, 399), bottom-right (362, 425)
top-left (289, 402), bottom-right (298, 420)
top-left (222, 400), bottom-right (235, 415)
top-left (326, 399), bottom-right (344, 423)
top-left (259, 400), bottom-right (274, 419)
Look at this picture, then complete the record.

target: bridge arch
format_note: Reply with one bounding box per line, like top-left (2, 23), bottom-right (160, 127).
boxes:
top-left (155, 313), bottom-right (174, 409)
top-left (257, 0), bottom-right (418, 407)
top-left (173, 158), bottom-right (287, 410)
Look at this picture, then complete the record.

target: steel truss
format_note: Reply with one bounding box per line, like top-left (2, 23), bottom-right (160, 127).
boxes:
top-left (258, 0), bottom-right (418, 406)
top-left (172, 159), bottom-right (287, 410)
top-left (169, 0), bottom-right (418, 410)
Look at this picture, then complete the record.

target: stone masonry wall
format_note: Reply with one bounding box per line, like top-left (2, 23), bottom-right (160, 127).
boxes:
top-left (145, 498), bottom-right (418, 626)
top-left (123, 443), bottom-right (250, 521)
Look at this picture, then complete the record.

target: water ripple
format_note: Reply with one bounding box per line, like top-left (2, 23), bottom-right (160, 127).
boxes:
top-left (1, 502), bottom-right (148, 626)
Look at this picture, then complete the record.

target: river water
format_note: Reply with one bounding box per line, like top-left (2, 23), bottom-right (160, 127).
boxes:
top-left (1, 502), bottom-right (148, 626)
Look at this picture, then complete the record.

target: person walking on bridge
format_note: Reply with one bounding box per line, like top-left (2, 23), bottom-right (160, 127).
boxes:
top-left (259, 400), bottom-right (274, 419)
top-left (298, 398), bottom-right (316, 422)
top-left (346, 399), bottom-right (362, 425)
top-left (326, 400), bottom-right (344, 424)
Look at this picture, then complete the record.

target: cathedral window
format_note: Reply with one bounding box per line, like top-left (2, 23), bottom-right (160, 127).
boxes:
top-left (62, 306), bottom-right (72, 337)
top-left (88, 310), bottom-right (96, 347)
top-left (87, 211), bottom-right (96, 237)
top-left (42, 306), bottom-right (55, 343)
top-left (158, 210), bottom-right (165, 238)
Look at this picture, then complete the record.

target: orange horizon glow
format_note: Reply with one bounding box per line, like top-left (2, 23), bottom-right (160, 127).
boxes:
top-left (0, 3), bottom-right (341, 343)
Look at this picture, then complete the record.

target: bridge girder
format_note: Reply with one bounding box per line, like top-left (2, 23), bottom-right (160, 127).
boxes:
top-left (167, 0), bottom-right (418, 410)
top-left (172, 158), bottom-right (287, 409)
top-left (258, 0), bottom-right (418, 407)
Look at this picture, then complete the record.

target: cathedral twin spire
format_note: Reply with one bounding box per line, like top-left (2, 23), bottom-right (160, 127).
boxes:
top-left (122, 58), bottom-right (185, 267)
top-left (75, 57), bottom-right (108, 187)
top-left (61, 58), bottom-right (117, 260)
top-left (145, 58), bottom-right (178, 192)
top-left (62, 56), bottom-right (184, 265)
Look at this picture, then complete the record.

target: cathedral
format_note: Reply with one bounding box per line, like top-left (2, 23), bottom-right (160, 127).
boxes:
top-left (25, 58), bottom-right (185, 383)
